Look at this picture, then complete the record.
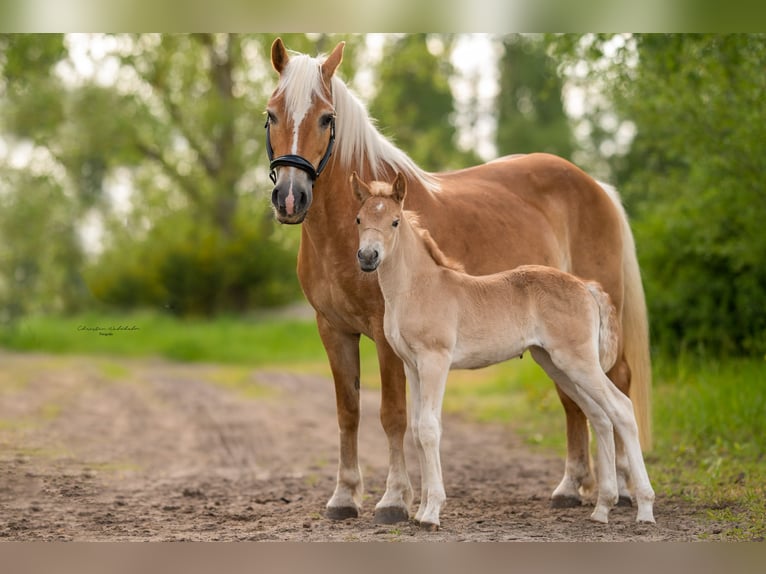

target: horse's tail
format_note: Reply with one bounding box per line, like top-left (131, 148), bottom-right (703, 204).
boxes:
top-left (599, 182), bottom-right (653, 451)
top-left (585, 281), bottom-right (620, 375)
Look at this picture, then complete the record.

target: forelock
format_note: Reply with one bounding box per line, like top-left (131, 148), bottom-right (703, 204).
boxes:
top-left (275, 53), bottom-right (332, 113)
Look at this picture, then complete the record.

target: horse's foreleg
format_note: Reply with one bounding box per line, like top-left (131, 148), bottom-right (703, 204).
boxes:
top-left (316, 316), bottom-right (363, 520)
top-left (413, 352), bottom-right (450, 531)
top-left (372, 337), bottom-right (413, 524)
top-left (403, 364), bottom-right (427, 523)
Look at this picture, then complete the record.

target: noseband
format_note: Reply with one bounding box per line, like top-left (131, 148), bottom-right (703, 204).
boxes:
top-left (265, 115), bottom-right (336, 184)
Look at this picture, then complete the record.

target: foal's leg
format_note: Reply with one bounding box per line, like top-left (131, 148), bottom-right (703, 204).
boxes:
top-left (551, 388), bottom-right (595, 507)
top-left (530, 348), bottom-right (618, 522)
top-left (316, 316), bottom-right (364, 519)
top-left (596, 375), bottom-right (656, 523)
top-left (414, 351), bottom-right (451, 530)
top-left (403, 363), bottom-right (428, 523)
top-left (607, 356), bottom-right (634, 506)
top-left (372, 337), bottom-right (414, 524)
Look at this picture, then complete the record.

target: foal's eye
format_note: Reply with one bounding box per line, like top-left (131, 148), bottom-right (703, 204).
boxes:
top-left (355, 217), bottom-right (361, 225)
top-left (392, 219), bottom-right (399, 228)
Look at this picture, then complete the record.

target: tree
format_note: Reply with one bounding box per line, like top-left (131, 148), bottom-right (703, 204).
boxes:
top-left (495, 35), bottom-right (574, 159)
top-left (369, 34), bottom-right (479, 171)
top-left (551, 34), bottom-right (766, 355)
top-left (0, 34), bottom-right (364, 317)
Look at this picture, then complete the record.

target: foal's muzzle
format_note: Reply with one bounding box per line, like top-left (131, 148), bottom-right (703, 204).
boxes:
top-left (357, 248), bottom-right (380, 272)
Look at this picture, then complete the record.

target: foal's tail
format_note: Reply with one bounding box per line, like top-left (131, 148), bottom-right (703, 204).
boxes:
top-left (585, 282), bottom-right (620, 375)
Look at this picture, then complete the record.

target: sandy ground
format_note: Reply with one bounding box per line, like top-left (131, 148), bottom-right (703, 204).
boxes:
top-left (0, 352), bottom-right (716, 541)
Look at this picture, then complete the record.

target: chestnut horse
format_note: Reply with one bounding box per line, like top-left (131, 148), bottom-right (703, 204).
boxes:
top-left (265, 38), bottom-right (651, 524)
top-left (352, 172), bottom-right (655, 529)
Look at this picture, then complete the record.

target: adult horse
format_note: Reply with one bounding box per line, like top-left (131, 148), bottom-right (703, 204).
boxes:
top-left (264, 37), bottom-right (651, 524)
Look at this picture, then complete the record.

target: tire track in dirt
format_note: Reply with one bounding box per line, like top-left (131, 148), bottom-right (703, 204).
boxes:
top-left (0, 352), bottom-right (713, 541)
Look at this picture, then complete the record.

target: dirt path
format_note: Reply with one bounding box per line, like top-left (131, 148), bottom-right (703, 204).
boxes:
top-left (0, 352), bottom-right (711, 541)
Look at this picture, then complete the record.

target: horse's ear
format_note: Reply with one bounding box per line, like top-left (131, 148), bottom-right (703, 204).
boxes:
top-left (391, 172), bottom-right (407, 204)
top-left (350, 171), bottom-right (370, 203)
top-left (321, 41), bottom-right (345, 86)
top-left (271, 37), bottom-right (289, 74)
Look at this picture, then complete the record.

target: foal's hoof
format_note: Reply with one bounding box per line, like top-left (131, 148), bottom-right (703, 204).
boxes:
top-left (325, 505), bottom-right (359, 521)
top-left (419, 521), bottom-right (439, 532)
top-left (373, 505), bottom-right (410, 525)
top-left (617, 495), bottom-right (634, 507)
top-left (550, 495), bottom-right (582, 508)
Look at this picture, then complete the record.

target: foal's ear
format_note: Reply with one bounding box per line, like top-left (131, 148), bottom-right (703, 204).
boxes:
top-left (391, 172), bottom-right (407, 204)
top-left (350, 171), bottom-right (371, 203)
top-left (321, 41), bottom-right (345, 87)
top-left (271, 38), bottom-right (289, 74)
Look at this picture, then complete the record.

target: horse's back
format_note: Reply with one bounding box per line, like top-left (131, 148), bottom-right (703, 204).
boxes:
top-left (412, 153), bottom-right (622, 284)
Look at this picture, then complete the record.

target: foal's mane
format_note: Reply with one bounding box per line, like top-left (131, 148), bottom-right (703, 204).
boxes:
top-left (365, 183), bottom-right (463, 272)
top-left (404, 211), bottom-right (465, 272)
top-left (276, 52), bottom-right (440, 193)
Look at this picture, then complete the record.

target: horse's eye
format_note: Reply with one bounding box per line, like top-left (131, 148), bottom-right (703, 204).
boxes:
top-left (265, 110), bottom-right (277, 126)
top-left (320, 114), bottom-right (335, 129)
top-left (392, 219), bottom-right (399, 228)
top-left (355, 217), bottom-right (361, 225)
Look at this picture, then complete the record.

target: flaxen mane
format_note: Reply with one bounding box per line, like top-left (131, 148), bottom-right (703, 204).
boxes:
top-left (277, 52), bottom-right (440, 192)
top-left (365, 181), bottom-right (463, 272)
top-left (404, 212), bottom-right (465, 273)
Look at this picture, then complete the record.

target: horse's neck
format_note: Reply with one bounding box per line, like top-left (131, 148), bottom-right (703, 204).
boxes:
top-left (301, 164), bottom-right (359, 253)
top-left (378, 218), bottom-right (440, 302)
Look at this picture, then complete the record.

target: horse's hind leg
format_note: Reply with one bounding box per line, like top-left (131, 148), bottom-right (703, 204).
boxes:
top-left (530, 347), bottom-right (616, 520)
top-left (551, 387), bottom-right (595, 507)
top-left (599, 376), bottom-right (656, 523)
top-left (316, 316), bottom-right (364, 520)
top-left (607, 356), bottom-right (634, 506)
top-left (372, 336), bottom-right (413, 524)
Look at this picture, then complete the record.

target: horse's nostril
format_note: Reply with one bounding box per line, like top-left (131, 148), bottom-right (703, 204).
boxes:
top-left (373, 250), bottom-right (379, 259)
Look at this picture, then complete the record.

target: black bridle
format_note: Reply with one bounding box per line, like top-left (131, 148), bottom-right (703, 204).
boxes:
top-left (265, 115), bottom-right (336, 184)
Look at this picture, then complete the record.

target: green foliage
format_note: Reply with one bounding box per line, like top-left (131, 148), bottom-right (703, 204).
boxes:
top-left (495, 36), bottom-right (574, 158)
top-left (85, 203), bottom-right (301, 316)
top-left (0, 170), bottom-right (88, 322)
top-left (369, 34), bottom-right (480, 170)
top-left (551, 34), bottom-right (766, 356)
top-left (619, 35), bottom-right (766, 355)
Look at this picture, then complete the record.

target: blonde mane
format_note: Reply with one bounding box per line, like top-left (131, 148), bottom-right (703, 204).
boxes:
top-left (276, 52), bottom-right (440, 192)
top-left (405, 211), bottom-right (465, 272)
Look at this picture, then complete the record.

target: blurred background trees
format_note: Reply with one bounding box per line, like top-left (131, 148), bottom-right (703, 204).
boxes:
top-left (1, 33), bottom-right (764, 355)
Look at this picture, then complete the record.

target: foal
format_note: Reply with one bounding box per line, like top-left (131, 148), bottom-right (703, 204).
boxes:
top-left (352, 172), bottom-right (655, 530)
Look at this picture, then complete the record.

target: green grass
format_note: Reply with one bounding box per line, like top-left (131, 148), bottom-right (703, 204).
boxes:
top-left (444, 353), bottom-right (766, 541)
top-left (0, 311), bottom-right (379, 378)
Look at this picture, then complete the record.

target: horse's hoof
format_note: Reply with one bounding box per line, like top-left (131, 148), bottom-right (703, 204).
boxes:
top-left (373, 505), bottom-right (410, 524)
top-left (325, 505), bottom-right (359, 521)
top-left (419, 521), bottom-right (439, 532)
top-left (589, 510), bottom-right (609, 524)
top-left (617, 495), bottom-right (633, 507)
top-left (550, 495), bottom-right (582, 508)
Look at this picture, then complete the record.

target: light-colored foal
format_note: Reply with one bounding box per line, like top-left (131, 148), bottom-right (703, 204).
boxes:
top-left (352, 172), bottom-right (655, 530)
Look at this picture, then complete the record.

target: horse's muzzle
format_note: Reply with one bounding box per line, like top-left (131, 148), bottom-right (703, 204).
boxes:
top-left (357, 248), bottom-right (380, 272)
top-left (271, 180), bottom-right (312, 224)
